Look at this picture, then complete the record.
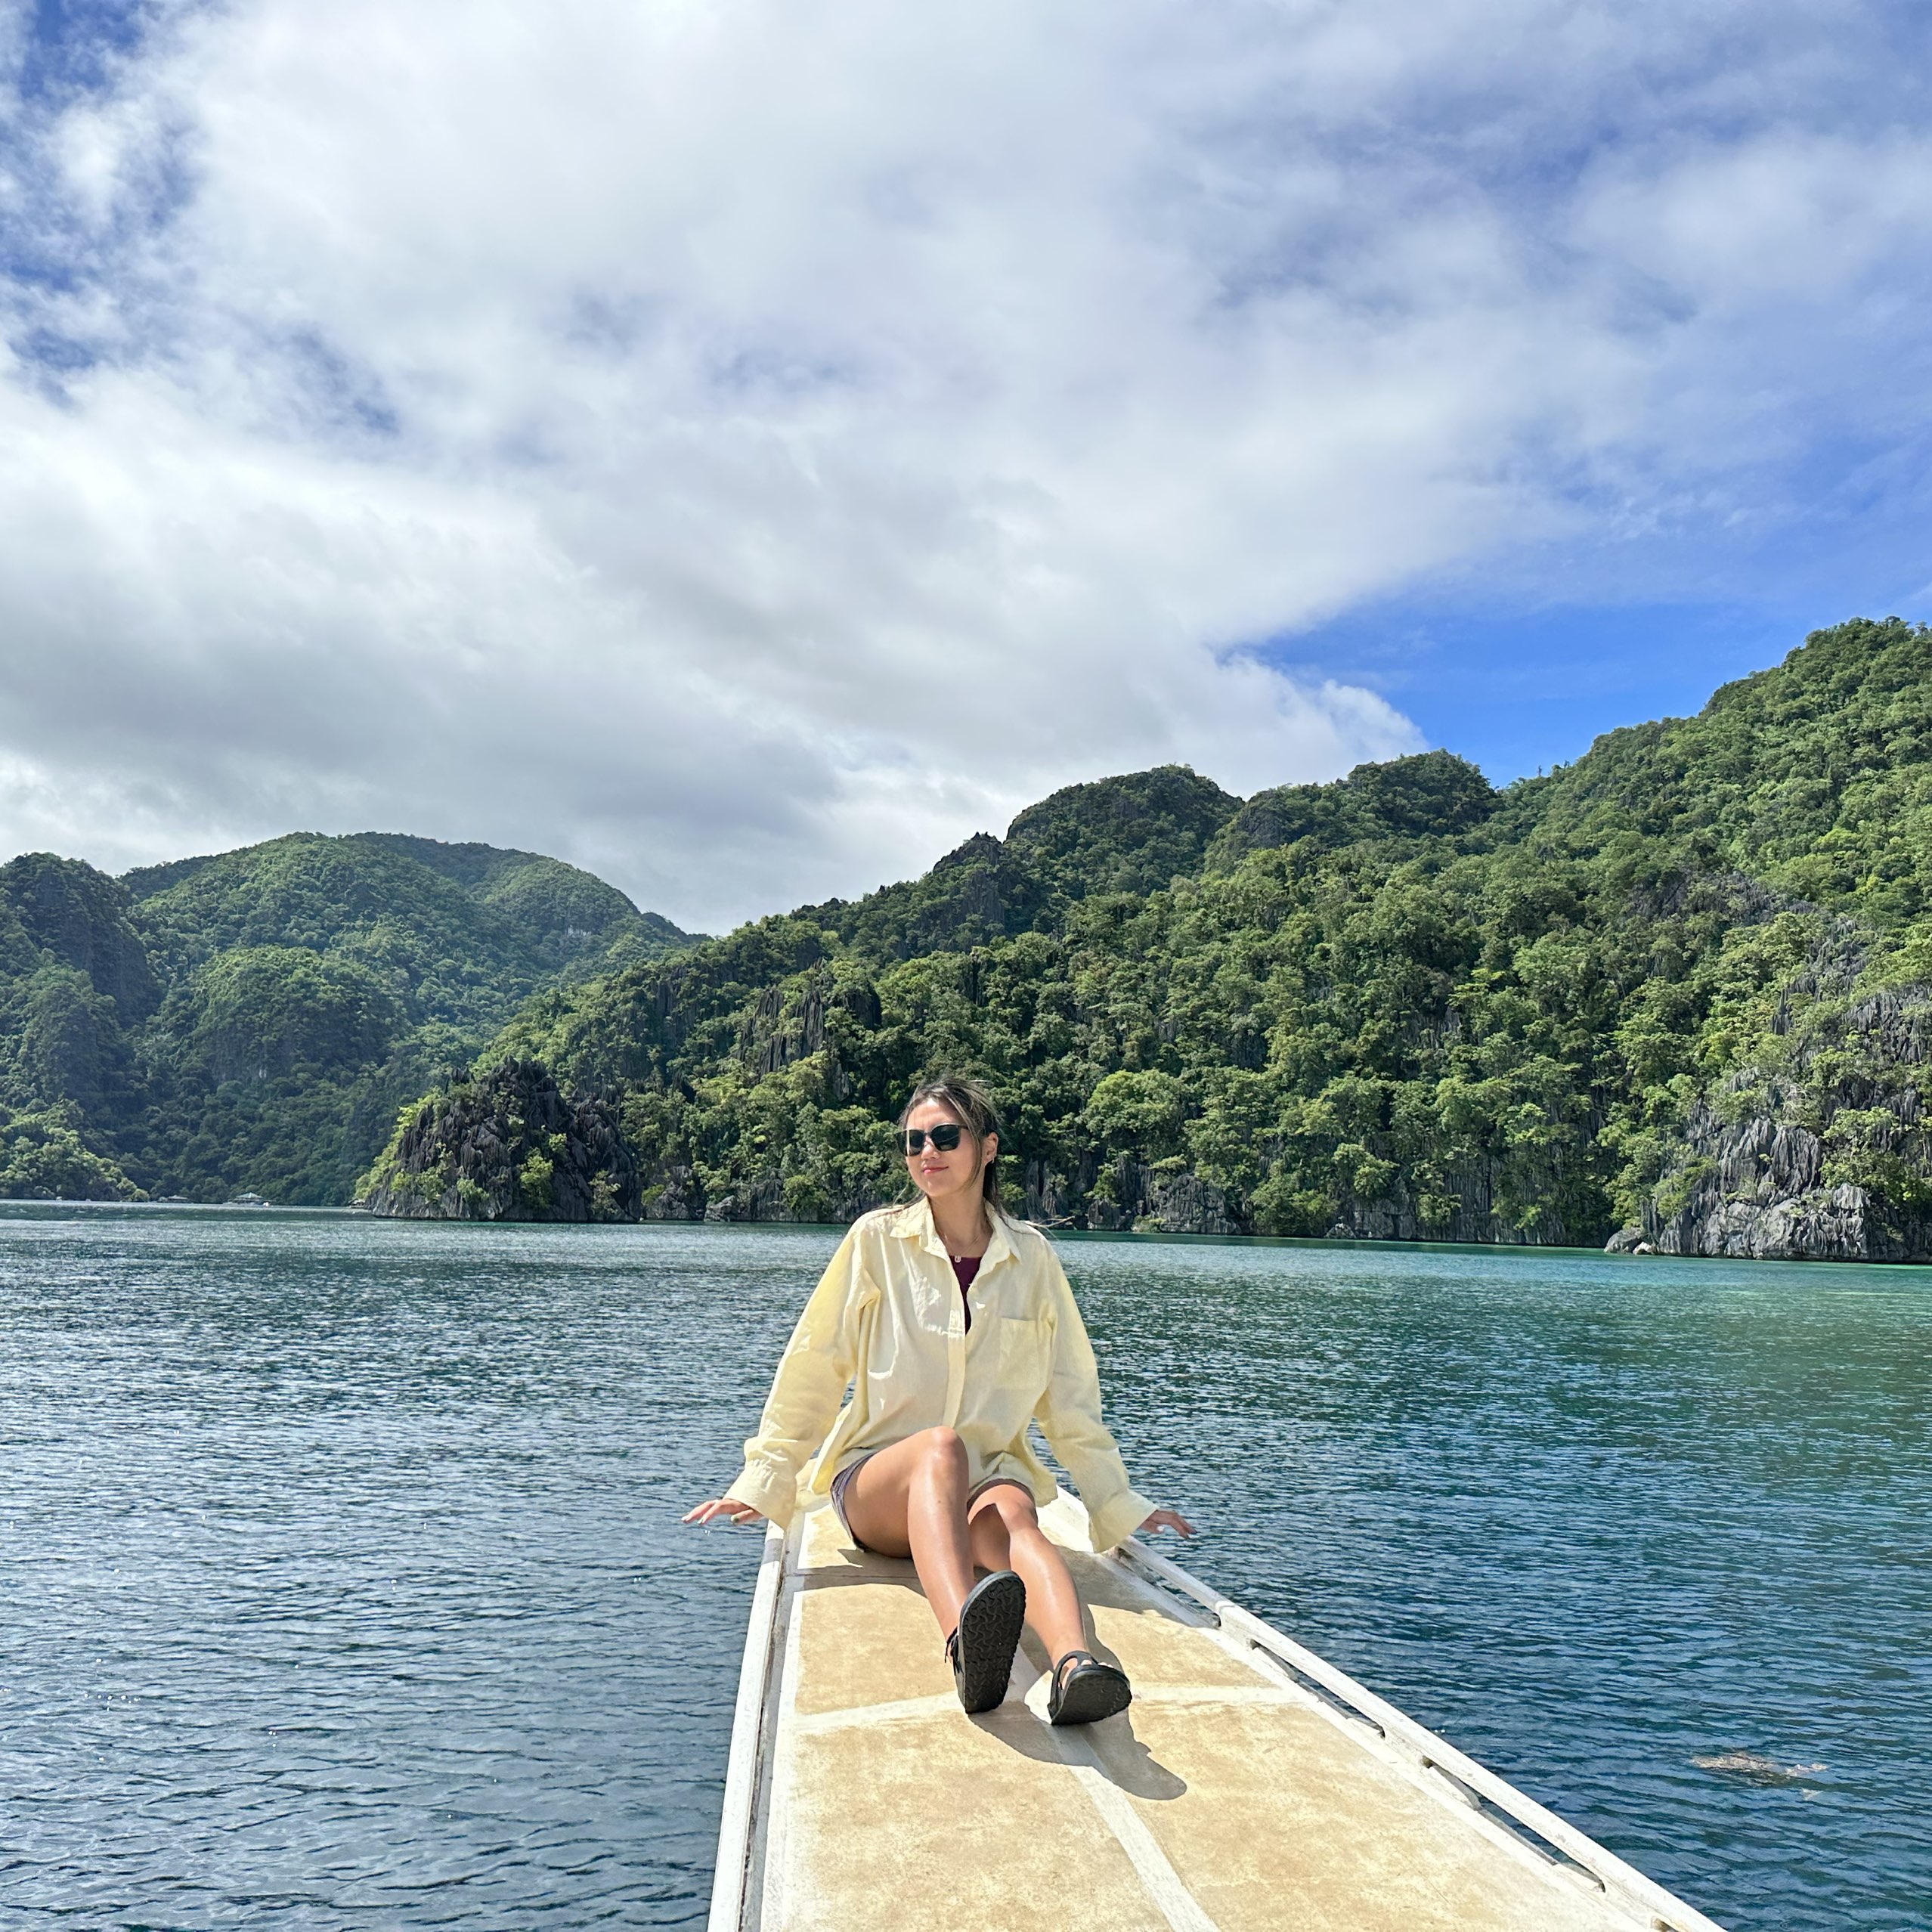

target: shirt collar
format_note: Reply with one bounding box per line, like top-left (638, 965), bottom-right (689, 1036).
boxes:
top-left (887, 1195), bottom-right (1017, 1272)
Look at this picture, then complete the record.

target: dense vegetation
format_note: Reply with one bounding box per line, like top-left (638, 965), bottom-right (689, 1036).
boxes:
top-left (0, 834), bottom-right (692, 1203)
top-left (364, 618), bottom-right (1932, 1253)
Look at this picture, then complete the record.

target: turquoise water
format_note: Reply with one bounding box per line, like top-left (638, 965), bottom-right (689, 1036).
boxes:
top-left (1, 1208), bottom-right (1926, 1929)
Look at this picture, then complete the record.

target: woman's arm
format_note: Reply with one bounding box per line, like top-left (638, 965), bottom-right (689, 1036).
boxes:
top-left (686, 1226), bottom-right (872, 1531)
top-left (1032, 1247), bottom-right (1176, 1552)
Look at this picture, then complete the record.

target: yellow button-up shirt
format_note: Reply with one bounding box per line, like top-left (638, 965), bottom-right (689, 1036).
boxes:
top-left (723, 1199), bottom-right (1156, 1553)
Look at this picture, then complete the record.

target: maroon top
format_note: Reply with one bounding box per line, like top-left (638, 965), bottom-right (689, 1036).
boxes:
top-left (951, 1254), bottom-right (981, 1330)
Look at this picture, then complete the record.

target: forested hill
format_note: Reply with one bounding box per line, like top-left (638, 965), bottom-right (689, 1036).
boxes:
top-left (363, 618), bottom-right (1932, 1261)
top-left (0, 833), bottom-right (694, 1203)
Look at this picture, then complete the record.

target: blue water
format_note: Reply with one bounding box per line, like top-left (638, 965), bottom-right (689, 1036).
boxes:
top-left (1, 1207), bottom-right (1926, 1930)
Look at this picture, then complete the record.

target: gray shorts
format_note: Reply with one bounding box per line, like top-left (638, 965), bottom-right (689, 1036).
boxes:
top-left (828, 1452), bottom-right (1033, 1553)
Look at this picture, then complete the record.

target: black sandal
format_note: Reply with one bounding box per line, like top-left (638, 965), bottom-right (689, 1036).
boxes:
top-left (1048, 1649), bottom-right (1132, 1726)
top-left (946, 1570), bottom-right (1026, 1714)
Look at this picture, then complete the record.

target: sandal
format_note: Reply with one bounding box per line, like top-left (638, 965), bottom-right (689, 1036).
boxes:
top-left (1049, 1649), bottom-right (1132, 1726)
top-left (946, 1569), bottom-right (1026, 1714)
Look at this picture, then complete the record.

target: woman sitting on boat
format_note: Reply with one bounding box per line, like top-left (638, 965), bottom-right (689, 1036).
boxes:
top-left (686, 1074), bottom-right (1194, 1724)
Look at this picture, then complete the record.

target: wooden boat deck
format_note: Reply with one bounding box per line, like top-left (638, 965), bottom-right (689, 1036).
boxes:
top-left (709, 1497), bottom-right (1725, 1932)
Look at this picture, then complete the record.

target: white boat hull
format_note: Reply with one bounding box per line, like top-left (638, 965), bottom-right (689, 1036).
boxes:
top-left (708, 1496), bottom-right (1724, 1932)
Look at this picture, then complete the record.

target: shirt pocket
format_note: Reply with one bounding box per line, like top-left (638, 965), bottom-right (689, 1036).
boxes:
top-left (993, 1314), bottom-right (1051, 1396)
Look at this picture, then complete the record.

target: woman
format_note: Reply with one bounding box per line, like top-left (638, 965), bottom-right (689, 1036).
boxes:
top-left (686, 1075), bottom-right (1193, 1725)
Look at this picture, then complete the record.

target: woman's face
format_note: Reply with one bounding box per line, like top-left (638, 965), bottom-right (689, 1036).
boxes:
top-left (903, 1098), bottom-right (995, 1207)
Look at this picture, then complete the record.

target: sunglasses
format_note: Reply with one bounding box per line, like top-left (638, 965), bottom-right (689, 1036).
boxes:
top-left (897, 1123), bottom-right (967, 1154)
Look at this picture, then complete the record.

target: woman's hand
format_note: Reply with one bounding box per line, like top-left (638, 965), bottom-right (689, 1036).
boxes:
top-left (1138, 1507), bottom-right (1195, 1537)
top-left (683, 1497), bottom-right (768, 1527)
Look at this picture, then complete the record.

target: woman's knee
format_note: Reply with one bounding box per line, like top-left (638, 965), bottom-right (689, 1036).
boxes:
top-left (996, 1484), bottom-right (1043, 1530)
top-left (986, 1487), bottom-right (1043, 1538)
top-left (912, 1426), bottom-right (968, 1480)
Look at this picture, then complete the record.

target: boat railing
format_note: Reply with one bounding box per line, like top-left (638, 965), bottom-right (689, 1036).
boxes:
top-left (708, 1519), bottom-right (790, 1932)
top-left (1105, 1536), bottom-right (1728, 1932)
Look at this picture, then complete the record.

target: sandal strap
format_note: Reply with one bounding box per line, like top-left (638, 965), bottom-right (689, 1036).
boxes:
top-left (1053, 1649), bottom-right (1099, 1684)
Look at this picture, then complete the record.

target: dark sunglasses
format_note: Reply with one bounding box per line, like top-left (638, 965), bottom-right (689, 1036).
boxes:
top-left (897, 1123), bottom-right (966, 1154)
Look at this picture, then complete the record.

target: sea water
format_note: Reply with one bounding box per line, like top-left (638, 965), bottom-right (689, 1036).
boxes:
top-left (1, 1206), bottom-right (1925, 1929)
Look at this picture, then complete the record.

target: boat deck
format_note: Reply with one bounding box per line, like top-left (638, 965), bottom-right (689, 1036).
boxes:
top-left (710, 1498), bottom-right (1723, 1932)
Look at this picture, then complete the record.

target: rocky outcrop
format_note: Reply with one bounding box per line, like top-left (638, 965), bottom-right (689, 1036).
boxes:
top-left (1609, 1105), bottom-right (1930, 1262)
top-left (1608, 985), bottom-right (1932, 1262)
top-left (737, 974), bottom-right (881, 1079)
top-left (1023, 1155), bottom-right (1096, 1227)
top-left (1324, 1163), bottom-right (1587, 1248)
top-left (686, 1169), bottom-right (898, 1225)
top-left (639, 1162), bottom-right (706, 1221)
top-left (704, 1174), bottom-right (790, 1223)
top-left (1613, 1178), bottom-right (1903, 1262)
top-left (361, 1059), bottom-right (639, 1221)
top-left (1329, 1175), bottom-right (1584, 1252)
top-left (1024, 1154), bottom-right (1241, 1234)
top-left (1095, 1160), bottom-right (1241, 1235)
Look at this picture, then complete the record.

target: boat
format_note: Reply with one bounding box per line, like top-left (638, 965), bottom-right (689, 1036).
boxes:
top-left (707, 1495), bottom-right (1726, 1932)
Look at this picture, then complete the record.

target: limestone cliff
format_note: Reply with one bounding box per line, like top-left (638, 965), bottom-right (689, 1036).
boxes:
top-left (361, 1059), bottom-right (639, 1221)
top-left (1609, 986), bottom-right (1932, 1262)
top-left (1021, 1153), bottom-right (1241, 1235)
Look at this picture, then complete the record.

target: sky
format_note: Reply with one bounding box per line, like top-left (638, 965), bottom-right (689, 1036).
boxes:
top-left (2, 1), bottom-right (1930, 932)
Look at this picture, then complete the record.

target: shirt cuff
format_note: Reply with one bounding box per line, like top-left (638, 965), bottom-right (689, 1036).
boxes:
top-left (1085, 1488), bottom-right (1159, 1553)
top-left (725, 1460), bottom-right (798, 1528)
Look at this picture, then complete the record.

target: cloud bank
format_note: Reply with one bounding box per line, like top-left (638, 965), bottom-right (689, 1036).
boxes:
top-left (2, 0), bottom-right (1929, 927)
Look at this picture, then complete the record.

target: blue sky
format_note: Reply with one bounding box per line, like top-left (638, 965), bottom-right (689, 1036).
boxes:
top-left (14, 0), bottom-right (150, 100)
top-left (1265, 601), bottom-right (1791, 785)
top-left (1277, 416), bottom-right (1932, 783)
top-left (2, 1), bottom-right (1930, 925)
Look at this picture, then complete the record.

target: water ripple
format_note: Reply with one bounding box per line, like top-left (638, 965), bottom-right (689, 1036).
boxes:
top-left (2, 1209), bottom-right (1927, 1930)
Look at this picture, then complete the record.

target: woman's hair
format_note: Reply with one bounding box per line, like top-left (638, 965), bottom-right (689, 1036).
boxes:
top-left (898, 1073), bottom-right (1006, 1214)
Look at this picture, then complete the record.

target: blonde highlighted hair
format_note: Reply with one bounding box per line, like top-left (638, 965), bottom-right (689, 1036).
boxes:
top-left (897, 1073), bottom-right (1007, 1215)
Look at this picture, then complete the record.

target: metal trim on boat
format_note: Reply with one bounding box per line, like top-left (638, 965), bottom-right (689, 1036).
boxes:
top-left (1105, 1537), bottom-right (1726, 1932)
top-left (708, 1519), bottom-right (789, 1932)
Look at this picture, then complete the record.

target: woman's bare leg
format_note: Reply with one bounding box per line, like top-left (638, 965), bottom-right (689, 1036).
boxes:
top-left (839, 1428), bottom-right (979, 1639)
top-left (968, 1485), bottom-right (1087, 1663)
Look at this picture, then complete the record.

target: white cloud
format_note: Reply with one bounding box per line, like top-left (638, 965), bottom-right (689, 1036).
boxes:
top-left (1, 0), bottom-right (1928, 926)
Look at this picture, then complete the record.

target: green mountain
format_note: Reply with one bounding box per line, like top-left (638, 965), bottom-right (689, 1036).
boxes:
top-left (0, 834), bottom-right (695, 1204)
top-left (363, 616), bottom-right (1932, 1261)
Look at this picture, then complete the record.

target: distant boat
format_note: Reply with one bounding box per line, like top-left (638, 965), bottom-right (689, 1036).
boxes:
top-left (709, 1496), bottom-right (1725, 1932)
